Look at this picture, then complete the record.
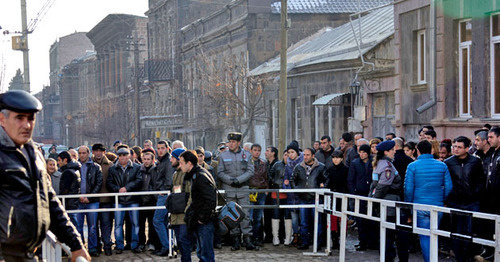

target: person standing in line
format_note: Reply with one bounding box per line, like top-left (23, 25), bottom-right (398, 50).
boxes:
top-left (58, 151), bottom-right (82, 227)
top-left (181, 150), bottom-right (217, 262)
top-left (266, 147), bottom-right (289, 246)
top-left (284, 140), bottom-right (303, 246)
top-left (315, 135), bottom-right (335, 169)
top-left (47, 158), bottom-right (62, 194)
top-left (248, 143), bottom-right (268, 247)
top-left (404, 140), bottom-right (452, 262)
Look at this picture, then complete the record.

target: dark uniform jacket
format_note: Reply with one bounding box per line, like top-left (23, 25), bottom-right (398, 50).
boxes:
top-left (59, 160), bottom-right (81, 210)
top-left (184, 165), bottom-right (217, 231)
top-left (291, 159), bottom-right (327, 201)
top-left (106, 161), bottom-right (142, 205)
top-left (0, 128), bottom-right (83, 256)
top-left (79, 160), bottom-right (103, 203)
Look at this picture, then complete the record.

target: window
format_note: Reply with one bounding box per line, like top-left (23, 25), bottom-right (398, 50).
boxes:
top-left (491, 14), bottom-right (500, 117)
top-left (417, 30), bottom-right (426, 84)
top-left (459, 20), bottom-right (472, 117)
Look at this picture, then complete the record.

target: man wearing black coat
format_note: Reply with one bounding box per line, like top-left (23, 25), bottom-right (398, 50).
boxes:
top-left (0, 90), bottom-right (89, 261)
top-left (347, 144), bottom-right (377, 250)
top-left (444, 136), bottom-right (485, 261)
top-left (315, 135), bottom-right (335, 169)
top-left (106, 147), bottom-right (143, 254)
top-left (180, 150), bottom-right (217, 262)
top-left (58, 151), bottom-right (82, 227)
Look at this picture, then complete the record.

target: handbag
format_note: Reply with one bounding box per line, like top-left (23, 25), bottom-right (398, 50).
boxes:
top-left (214, 189), bottom-right (246, 235)
top-left (165, 179), bottom-right (189, 214)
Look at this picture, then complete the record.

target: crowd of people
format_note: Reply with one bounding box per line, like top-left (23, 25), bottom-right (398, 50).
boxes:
top-left (39, 123), bottom-right (500, 262)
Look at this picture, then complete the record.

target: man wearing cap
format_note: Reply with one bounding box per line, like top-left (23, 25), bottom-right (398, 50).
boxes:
top-left (113, 140), bottom-right (122, 154)
top-left (217, 132), bottom-right (256, 251)
top-left (0, 90), bottom-right (90, 261)
top-left (92, 143), bottom-right (114, 256)
top-left (106, 147), bottom-right (143, 254)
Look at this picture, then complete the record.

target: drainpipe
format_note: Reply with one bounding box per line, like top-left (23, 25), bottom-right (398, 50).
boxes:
top-left (416, 0), bottom-right (436, 113)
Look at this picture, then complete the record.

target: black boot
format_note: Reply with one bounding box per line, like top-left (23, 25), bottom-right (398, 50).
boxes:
top-left (231, 235), bottom-right (241, 251)
top-left (244, 235), bottom-right (257, 250)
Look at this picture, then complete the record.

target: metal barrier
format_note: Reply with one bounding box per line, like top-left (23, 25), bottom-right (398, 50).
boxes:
top-left (54, 189), bottom-right (500, 261)
top-left (41, 231), bottom-right (71, 261)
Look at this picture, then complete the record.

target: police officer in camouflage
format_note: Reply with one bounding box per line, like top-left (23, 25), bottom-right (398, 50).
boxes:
top-left (217, 132), bottom-right (257, 251)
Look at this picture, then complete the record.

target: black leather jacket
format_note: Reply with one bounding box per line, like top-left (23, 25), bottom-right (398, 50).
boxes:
top-left (59, 160), bottom-right (81, 210)
top-left (0, 128), bottom-right (82, 256)
top-left (325, 162), bottom-right (349, 193)
top-left (184, 165), bottom-right (217, 231)
top-left (268, 159), bottom-right (285, 189)
top-left (140, 164), bottom-right (157, 205)
top-left (444, 154), bottom-right (485, 205)
top-left (106, 161), bottom-right (142, 205)
top-left (291, 159), bottom-right (327, 201)
top-left (79, 160), bottom-right (103, 203)
top-left (155, 154), bottom-right (175, 191)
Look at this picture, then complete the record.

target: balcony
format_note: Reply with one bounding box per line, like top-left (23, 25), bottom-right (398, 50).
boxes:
top-left (145, 59), bottom-right (174, 82)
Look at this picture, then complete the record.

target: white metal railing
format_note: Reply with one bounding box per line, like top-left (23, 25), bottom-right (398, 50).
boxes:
top-left (41, 231), bottom-right (71, 261)
top-left (53, 188), bottom-right (500, 261)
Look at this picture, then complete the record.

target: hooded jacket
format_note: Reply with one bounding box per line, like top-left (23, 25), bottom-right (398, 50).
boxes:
top-left (0, 127), bottom-right (83, 256)
top-left (59, 160), bottom-right (81, 210)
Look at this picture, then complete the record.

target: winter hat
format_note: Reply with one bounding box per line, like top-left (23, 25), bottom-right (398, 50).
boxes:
top-left (171, 148), bottom-right (186, 161)
top-left (358, 144), bottom-right (371, 154)
top-left (286, 140), bottom-right (300, 154)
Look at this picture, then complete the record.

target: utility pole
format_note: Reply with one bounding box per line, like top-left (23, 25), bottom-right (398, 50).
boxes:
top-left (278, 0), bottom-right (288, 155)
top-left (21, 0), bottom-right (30, 92)
top-left (133, 37), bottom-right (141, 146)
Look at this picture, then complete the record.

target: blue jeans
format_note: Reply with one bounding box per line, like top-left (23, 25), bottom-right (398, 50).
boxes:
top-left (194, 221), bottom-right (215, 262)
top-left (417, 211), bottom-right (443, 262)
top-left (153, 195), bottom-right (170, 249)
top-left (448, 202), bottom-right (480, 262)
top-left (68, 213), bottom-right (79, 230)
top-left (76, 202), bottom-right (99, 250)
top-left (98, 202), bottom-right (113, 250)
top-left (250, 193), bottom-right (267, 240)
top-left (271, 198), bottom-right (291, 219)
top-left (114, 203), bottom-right (140, 250)
top-left (299, 199), bottom-right (322, 246)
top-left (172, 224), bottom-right (192, 262)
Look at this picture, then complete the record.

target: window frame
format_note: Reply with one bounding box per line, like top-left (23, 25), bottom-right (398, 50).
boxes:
top-left (491, 13), bottom-right (500, 118)
top-left (417, 29), bottom-right (427, 84)
top-left (458, 19), bottom-right (472, 117)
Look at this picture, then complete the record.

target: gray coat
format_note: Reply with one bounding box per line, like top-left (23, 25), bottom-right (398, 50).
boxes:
top-left (217, 147), bottom-right (254, 197)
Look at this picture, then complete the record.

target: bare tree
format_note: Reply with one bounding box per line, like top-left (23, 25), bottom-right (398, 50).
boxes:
top-left (192, 49), bottom-right (268, 142)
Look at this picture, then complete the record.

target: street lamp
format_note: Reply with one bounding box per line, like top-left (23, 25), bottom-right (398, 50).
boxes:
top-left (349, 80), bottom-right (361, 116)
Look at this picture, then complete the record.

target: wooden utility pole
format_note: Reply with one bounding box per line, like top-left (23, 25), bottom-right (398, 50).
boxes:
top-left (133, 38), bottom-right (141, 146)
top-left (278, 0), bottom-right (288, 155)
top-left (21, 0), bottom-right (30, 92)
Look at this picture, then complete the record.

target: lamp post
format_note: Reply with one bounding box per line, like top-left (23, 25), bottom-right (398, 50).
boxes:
top-left (349, 80), bottom-right (360, 117)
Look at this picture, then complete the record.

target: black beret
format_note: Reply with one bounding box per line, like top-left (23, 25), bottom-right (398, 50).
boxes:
top-left (0, 90), bottom-right (42, 113)
top-left (92, 143), bottom-right (106, 151)
top-left (227, 132), bottom-right (242, 141)
top-left (376, 140), bottom-right (395, 152)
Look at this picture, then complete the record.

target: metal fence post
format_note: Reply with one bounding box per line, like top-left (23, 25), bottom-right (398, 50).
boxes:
top-left (495, 215), bottom-right (500, 261)
top-left (313, 191), bottom-right (319, 253)
top-left (339, 195), bottom-right (348, 261)
top-left (429, 208), bottom-right (439, 261)
top-left (326, 193), bottom-right (332, 255)
top-left (379, 200), bottom-right (386, 262)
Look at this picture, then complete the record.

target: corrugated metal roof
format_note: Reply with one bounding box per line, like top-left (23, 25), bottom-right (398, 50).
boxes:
top-left (249, 5), bottom-right (394, 76)
top-left (271, 0), bottom-right (393, 14)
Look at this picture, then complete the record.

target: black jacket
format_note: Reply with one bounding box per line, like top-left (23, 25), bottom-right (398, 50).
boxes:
top-left (106, 161), bottom-right (143, 205)
top-left (184, 165), bottom-right (217, 231)
top-left (0, 128), bottom-right (82, 255)
top-left (325, 162), bottom-right (349, 193)
top-left (140, 164), bottom-right (157, 205)
top-left (393, 149), bottom-right (413, 198)
top-left (268, 159), bottom-right (285, 189)
top-left (484, 147), bottom-right (500, 214)
top-left (59, 160), bottom-right (81, 210)
top-left (445, 154), bottom-right (485, 206)
top-left (347, 156), bottom-right (373, 196)
top-left (155, 154), bottom-right (175, 191)
top-left (474, 147), bottom-right (495, 177)
top-left (79, 160), bottom-right (103, 203)
top-left (291, 159), bottom-right (327, 201)
top-left (315, 146), bottom-right (335, 169)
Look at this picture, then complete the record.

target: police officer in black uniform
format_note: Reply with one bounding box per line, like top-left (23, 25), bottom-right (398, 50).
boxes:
top-left (0, 90), bottom-right (90, 262)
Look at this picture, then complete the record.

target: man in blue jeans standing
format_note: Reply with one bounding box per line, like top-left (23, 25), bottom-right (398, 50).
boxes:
top-left (106, 146), bottom-right (143, 254)
top-left (153, 140), bottom-right (175, 256)
top-left (180, 150), bottom-right (217, 262)
top-left (77, 145), bottom-right (103, 257)
top-left (405, 140), bottom-right (452, 262)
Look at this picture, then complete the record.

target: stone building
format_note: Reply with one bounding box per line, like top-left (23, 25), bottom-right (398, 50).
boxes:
top-left (250, 5), bottom-right (395, 148)
top-left (179, 0), bottom-right (389, 150)
top-left (393, 0), bottom-right (500, 141)
top-left (86, 14), bottom-right (148, 147)
top-left (43, 32), bottom-right (93, 144)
